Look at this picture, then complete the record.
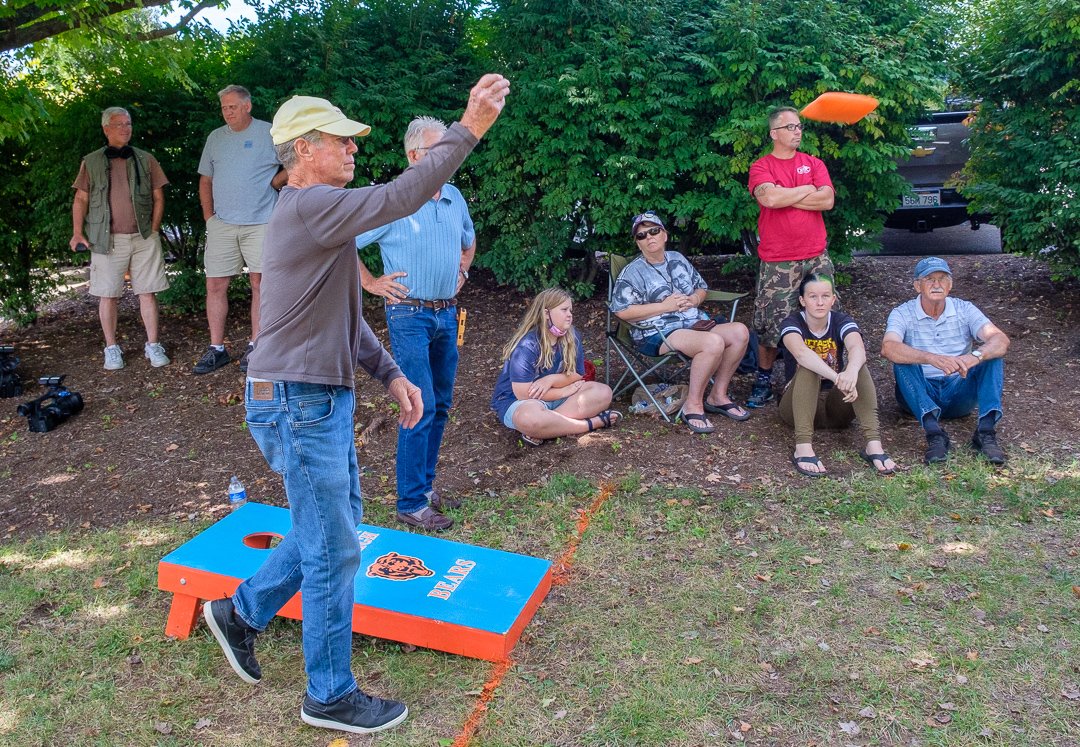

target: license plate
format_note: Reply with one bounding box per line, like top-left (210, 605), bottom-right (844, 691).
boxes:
top-left (901, 190), bottom-right (941, 208)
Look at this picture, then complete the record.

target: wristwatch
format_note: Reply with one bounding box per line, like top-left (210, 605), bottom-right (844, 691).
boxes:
top-left (970, 349), bottom-right (984, 360)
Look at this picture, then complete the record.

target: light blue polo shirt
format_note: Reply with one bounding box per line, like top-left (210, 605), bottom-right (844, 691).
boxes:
top-left (885, 296), bottom-right (991, 378)
top-left (355, 183), bottom-right (474, 301)
top-left (197, 119), bottom-right (280, 225)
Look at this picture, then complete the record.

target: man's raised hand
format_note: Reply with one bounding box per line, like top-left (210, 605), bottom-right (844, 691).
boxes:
top-left (460, 74), bottom-right (511, 140)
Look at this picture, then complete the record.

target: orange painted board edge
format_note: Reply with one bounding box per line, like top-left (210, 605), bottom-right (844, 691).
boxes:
top-left (158, 562), bottom-right (552, 661)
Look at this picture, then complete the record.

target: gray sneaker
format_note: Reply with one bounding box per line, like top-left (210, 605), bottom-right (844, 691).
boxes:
top-left (193, 346), bottom-right (231, 374)
top-left (103, 345), bottom-right (124, 371)
top-left (203, 598), bottom-right (261, 684)
top-left (144, 342), bottom-right (170, 367)
top-left (301, 689), bottom-right (408, 734)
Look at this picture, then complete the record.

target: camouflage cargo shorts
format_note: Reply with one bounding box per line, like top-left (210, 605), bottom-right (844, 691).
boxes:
top-left (753, 253), bottom-right (835, 347)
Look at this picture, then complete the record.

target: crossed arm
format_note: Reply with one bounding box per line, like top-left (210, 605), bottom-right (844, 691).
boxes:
top-left (614, 288), bottom-right (708, 324)
top-left (783, 330), bottom-right (867, 401)
top-left (881, 322), bottom-right (1009, 378)
top-left (754, 182), bottom-right (835, 211)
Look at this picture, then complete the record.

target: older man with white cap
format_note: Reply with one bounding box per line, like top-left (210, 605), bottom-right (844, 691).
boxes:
top-left (882, 256), bottom-right (1010, 465)
top-left (201, 74), bottom-right (509, 736)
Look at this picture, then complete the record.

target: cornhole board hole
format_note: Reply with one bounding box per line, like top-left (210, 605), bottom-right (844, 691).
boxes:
top-left (157, 502), bottom-right (553, 661)
top-left (800, 92), bottom-right (879, 124)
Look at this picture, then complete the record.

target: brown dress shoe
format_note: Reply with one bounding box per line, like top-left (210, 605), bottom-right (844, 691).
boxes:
top-left (428, 489), bottom-right (462, 510)
top-left (396, 506), bottom-right (453, 531)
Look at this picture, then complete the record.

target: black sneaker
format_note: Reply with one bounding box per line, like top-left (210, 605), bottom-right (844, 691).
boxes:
top-left (745, 382), bottom-right (775, 409)
top-left (203, 598), bottom-right (261, 684)
top-left (924, 431), bottom-right (951, 465)
top-left (301, 689), bottom-right (408, 734)
top-left (239, 343), bottom-right (255, 374)
top-left (972, 430), bottom-right (1006, 465)
top-left (194, 346), bottom-right (231, 374)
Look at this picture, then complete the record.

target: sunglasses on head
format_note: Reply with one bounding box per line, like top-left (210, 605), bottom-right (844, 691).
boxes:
top-left (634, 226), bottom-right (663, 241)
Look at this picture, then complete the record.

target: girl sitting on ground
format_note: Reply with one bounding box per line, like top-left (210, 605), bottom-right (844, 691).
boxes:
top-left (491, 288), bottom-right (621, 445)
top-left (780, 273), bottom-right (899, 477)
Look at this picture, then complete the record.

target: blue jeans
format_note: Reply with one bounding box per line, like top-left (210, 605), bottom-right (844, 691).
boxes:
top-left (233, 380), bottom-right (362, 705)
top-left (893, 359), bottom-right (1004, 426)
top-left (385, 303), bottom-right (459, 514)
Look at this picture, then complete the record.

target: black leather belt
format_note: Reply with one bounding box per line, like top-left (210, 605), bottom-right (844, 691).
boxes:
top-left (392, 298), bottom-right (457, 311)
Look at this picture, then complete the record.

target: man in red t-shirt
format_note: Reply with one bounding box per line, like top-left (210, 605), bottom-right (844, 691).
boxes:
top-left (745, 106), bottom-right (836, 407)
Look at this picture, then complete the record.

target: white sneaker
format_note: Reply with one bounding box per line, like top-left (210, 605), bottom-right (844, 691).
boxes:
top-left (103, 345), bottom-right (125, 370)
top-left (144, 342), bottom-right (170, 367)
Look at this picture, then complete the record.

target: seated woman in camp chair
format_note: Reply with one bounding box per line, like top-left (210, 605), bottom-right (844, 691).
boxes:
top-left (492, 288), bottom-right (621, 446)
top-left (779, 273), bottom-right (899, 477)
top-left (610, 211), bottom-right (750, 434)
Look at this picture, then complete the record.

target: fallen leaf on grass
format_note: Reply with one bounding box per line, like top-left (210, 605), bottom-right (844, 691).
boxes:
top-left (684, 656), bottom-right (703, 665)
top-left (858, 706), bottom-right (877, 719)
top-left (194, 718), bottom-right (211, 730)
top-left (328, 739), bottom-right (349, 747)
top-left (1072, 585), bottom-right (1080, 599)
top-left (966, 650), bottom-right (979, 661)
top-left (896, 542), bottom-right (913, 552)
top-left (754, 574), bottom-right (771, 582)
top-left (1062, 684), bottom-right (1080, 701)
top-left (928, 713), bottom-right (951, 727)
top-left (909, 653), bottom-right (938, 670)
top-left (956, 674), bottom-right (969, 685)
top-left (838, 720), bottom-right (861, 735)
top-left (939, 702), bottom-right (958, 711)
top-left (758, 662), bottom-right (775, 673)
top-left (705, 473), bottom-right (723, 483)
top-left (941, 542), bottom-right (977, 555)
top-left (554, 709), bottom-right (567, 720)
top-left (802, 556), bottom-right (823, 566)
top-left (154, 722), bottom-right (172, 735)
top-left (92, 577), bottom-right (108, 588)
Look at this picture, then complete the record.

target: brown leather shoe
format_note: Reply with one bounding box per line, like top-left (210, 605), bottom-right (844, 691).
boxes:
top-left (428, 490), bottom-right (462, 510)
top-left (396, 506), bottom-right (453, 531)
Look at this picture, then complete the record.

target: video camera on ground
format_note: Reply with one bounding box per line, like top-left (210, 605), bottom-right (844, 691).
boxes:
top-left (0, 345), bottom-right (22, 398)
top-left (17, 375), bottom-right (84, 432)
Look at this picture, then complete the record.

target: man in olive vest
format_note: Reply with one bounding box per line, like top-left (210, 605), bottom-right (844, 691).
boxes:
top-left (70, 107), bottom-right (171, 370)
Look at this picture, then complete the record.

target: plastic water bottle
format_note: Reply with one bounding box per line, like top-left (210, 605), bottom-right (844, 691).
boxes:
top-left (629, 401), bottom-right (649, 415)
top-left (228, 476), bottom-right (247, 510)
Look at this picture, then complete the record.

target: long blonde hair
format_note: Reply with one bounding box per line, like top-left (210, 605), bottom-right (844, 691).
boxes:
top-left (501, 288), bottom-right (578, 375)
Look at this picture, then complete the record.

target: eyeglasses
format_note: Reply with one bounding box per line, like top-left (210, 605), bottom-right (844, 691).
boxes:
top-left (634, 226), bottom-right (663, 241)
top-left (770, 123), bottom-right (804, 132)
top-left (413, 147), bottom-right (431, 152)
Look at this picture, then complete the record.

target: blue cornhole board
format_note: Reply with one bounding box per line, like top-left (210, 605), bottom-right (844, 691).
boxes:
top-left (158, 502), bottom-right (553, 661)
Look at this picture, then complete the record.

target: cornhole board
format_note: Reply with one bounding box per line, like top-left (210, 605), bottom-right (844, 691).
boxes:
top-left (157, 502), bottom-right (553, 661)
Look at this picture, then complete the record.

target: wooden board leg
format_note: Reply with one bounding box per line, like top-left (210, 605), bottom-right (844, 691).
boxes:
top-left (164, 593), bottom-right (201, 640)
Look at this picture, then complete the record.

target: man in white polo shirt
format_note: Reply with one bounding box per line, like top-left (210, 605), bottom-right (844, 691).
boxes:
top-left (882, 257), bottom-right (1010, 465)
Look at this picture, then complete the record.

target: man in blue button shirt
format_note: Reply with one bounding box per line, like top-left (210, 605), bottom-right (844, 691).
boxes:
top-left (882, 257), bottom-right (1010, 465)
top-left (356, 116), bottom-right (475, 531)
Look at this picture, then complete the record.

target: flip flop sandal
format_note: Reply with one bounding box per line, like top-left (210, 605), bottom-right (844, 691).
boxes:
top-left (587, 410), bottom-right (622, 431)
top-left (791, 454), bottom-right (827, 478)
top-left (704, 401), bottom-right (751, 421)
top-left (680, 412), bottom-right (716, 434)
top-left (860, 450), bottom-right (897, 476)
top-left (520, 433), bottom-right (545, 447)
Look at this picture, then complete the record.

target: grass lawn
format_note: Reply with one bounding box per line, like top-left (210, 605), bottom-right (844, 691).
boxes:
top-left (2, 456), bottom-right (1077, 746)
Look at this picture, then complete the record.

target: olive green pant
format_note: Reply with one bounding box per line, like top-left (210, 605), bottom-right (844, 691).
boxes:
top-left (779, 365), bottom-right (880, 445)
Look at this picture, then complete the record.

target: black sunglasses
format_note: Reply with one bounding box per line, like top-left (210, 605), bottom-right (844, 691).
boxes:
top-left (634, 226), bottom-right (663, 241)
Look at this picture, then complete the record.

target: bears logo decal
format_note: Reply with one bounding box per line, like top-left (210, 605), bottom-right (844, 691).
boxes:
top-left (366, 551), bottom-right (435, 581)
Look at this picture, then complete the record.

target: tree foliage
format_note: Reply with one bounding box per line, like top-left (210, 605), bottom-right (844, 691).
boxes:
top-left (471, 0), bottom-right (951, 294)
top-left (2, 0), bottom-right (960, 323)
top-left (957, 0), bottom-right (1080, 279)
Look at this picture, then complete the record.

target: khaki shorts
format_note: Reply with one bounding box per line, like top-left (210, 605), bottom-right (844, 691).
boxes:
top-left (753, 253), bottom-right (835, 347)
top-left (89, 232), bottom-right (169, 298)
top-left (204, 216), bottom-right (267, 277)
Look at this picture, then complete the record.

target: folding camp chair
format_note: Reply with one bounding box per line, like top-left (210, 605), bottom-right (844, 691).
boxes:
top-left (601, 252), bottom-right (748, 422)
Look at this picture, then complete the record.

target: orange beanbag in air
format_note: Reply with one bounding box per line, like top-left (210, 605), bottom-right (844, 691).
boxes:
top-left (800, 92), bottom-right (879, 124)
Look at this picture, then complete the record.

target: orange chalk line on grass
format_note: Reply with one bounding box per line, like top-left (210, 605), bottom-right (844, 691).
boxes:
top-left (449, 479), bottom-right (618, 747)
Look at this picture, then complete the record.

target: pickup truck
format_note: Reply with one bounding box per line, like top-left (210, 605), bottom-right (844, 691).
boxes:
top-left (884, 111), bottom-right (990, 232)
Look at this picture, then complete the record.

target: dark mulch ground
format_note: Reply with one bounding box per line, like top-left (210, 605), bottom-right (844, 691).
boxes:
top-left (2, 253), bottom-right (1078, 539)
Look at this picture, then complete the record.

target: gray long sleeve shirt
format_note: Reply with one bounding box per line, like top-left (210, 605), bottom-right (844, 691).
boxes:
top-left (246, 123), bottom-right (478, 388)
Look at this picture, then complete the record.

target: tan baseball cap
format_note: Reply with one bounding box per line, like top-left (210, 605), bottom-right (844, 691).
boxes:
top-left (270, 95), bottom-right (372, 145)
